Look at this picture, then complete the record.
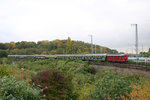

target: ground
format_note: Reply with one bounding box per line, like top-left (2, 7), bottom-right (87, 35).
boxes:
top-left (93, 65), bottom-right (150, 78)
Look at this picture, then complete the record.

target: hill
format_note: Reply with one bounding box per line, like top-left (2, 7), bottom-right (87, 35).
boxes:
top-left (0, 37), bottom-right (118, 56)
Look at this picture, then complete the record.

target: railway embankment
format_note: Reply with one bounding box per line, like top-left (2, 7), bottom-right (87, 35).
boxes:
top-left (90, 61), bottom-right (150, 78)
top-left (89, 61), bottom-right (150, 71)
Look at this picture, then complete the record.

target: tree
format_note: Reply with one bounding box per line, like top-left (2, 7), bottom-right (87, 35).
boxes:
top-left (0, 50), bottom-right (8, 57)
top-left (37, 40), bottom-right (51, 50)
top-left (9, 42), bottom-right (16, 49)
top-left (0, 39), bottom-right (118, 55)
top-left (16, 41), bottom-right (36, 49)
top-left (0, 43), bottom-right (8, 50)
top-left (66, 37), bottom-right (72, 54)
top-left (57, 42), bottom-right (63, 54)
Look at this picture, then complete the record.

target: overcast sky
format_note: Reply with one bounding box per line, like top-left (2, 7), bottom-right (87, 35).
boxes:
top-left (0, 0), bottom-right (150, 53)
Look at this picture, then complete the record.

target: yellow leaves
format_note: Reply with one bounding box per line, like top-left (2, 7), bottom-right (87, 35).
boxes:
top-left (41, 51), bottom-right (47, 54)
top-left (11, 68), bottom-right (19, 75)
top-left (0, 65), bottom-right (19, 77)
top-left (128, 82), bottom-right (150, 100)
top-left (66, 37), bottom-right (72, 54)
top-left (10, 41), bottom-right (16, 48)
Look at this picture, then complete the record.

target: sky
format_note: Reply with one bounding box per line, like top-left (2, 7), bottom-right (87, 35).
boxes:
top-left (0, 0), bottom-right (150, 53)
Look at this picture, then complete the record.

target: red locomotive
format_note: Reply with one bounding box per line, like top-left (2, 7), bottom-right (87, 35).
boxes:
top-left (106, 54), bottom-right (128, 62)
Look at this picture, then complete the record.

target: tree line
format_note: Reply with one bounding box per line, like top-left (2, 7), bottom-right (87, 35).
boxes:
top-left (0, 37), bottom-right (118, 57)
top-left (140, 48), bottom-right (150, 57)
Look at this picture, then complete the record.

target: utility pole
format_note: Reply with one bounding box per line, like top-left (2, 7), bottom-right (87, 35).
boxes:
top-left (95, 44), bottom-right (96, 54)
top-left (142, 44), bottom-right (143, 57)
top-left (89, 35), bottom-right (93, 54)
top-left (131, 24), bottom-right (138, 61)
top-left (132, 46), bottom-right (133, 56)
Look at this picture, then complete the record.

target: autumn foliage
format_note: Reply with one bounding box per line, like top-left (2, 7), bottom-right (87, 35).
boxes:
top-left (129, 82), bottom-right (150, 100)
top-left (31, 70), bottom-right (73, 100)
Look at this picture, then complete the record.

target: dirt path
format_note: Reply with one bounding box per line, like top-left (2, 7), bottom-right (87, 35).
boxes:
top-left (93, 65), bottom-right (150, 78)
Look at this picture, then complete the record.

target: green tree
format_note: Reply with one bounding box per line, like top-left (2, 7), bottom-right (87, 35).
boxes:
top-left (66, 37), bottom-right (72, 54)
top-left (0, 50), bottom-right (8, 57)
top-left (0, 43), bottom-right (8, 50)
top-left (16, 41), bottom-right (36, 49)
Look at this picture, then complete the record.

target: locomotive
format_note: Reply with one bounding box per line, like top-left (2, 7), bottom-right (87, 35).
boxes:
top-left (106, 54), bottom-right (128, 62)
top-left (8, 54), bottom-right (128, 62)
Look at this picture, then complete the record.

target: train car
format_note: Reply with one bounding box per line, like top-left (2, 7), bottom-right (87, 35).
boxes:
top-left (56, 54), bottom-right (107, 60)
top-left (8, 54), bottom-right (107, 61)
top-left (106, 54), bottom-right (128, 62)
top-left (128, 57), bottom-right (150, 62)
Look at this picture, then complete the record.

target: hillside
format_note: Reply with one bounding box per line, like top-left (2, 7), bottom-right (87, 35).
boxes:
top-left (0, 37), bottom-right (118, 56)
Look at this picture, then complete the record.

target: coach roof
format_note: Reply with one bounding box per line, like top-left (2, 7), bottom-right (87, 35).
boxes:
top-left (107, 54), bottom-right (127, 56)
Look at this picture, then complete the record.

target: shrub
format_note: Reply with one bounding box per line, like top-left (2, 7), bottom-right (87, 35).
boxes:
top-left (123, 74), bottom-right (142, 84)
top-left (31, 70), bottom-right (73, 100)
top-left (2, 58), bottom-right (18, 64)
top-left (0, 76), bottom-right (43, 100)
top-left (129, 81), bottom-right (150, 99)
top-left (90, 70), bottom-right (132, 100)
top-left (0, 65), bottom-right (18, 77)
top-left (85, 65), bottom-right (96, 74)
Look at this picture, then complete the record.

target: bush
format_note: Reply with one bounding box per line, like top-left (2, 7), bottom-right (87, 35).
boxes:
top-left (31, 70), bottom-right (74, 100)
top-left (85, 66), bottom-right (96, 74)
top-left (129, 81), bottom-right (150, 99)
top-left (2, 58), bottom-right (18, 64)
top-left (90, 70), bottom-right (132, 100)
top-left (0, 76), bottom-right (43, 100)
top-left (0, 65), bottom-right (18, 77)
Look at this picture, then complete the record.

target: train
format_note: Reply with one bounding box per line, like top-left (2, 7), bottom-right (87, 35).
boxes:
top-left (8, 54), bottom-right (129, 62)
top-left (128, 57), bottom-right (150, 62)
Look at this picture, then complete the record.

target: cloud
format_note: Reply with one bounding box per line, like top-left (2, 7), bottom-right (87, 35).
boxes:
top-left (0, 0), bottom-right (150, 53)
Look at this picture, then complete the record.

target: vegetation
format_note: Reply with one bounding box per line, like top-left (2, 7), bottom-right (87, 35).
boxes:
top-left (66, 37), bottom-right (72, 54)
top-left (140, 48), bottom-right (150, 57)
top-left (0, 64), bottom-right (18, 77)
top-left (90, 70), bottom-right (132, 100)
top-left (0, 38), bottom-right (118, 56)
top-left (0, 50), bottom-right (8, 58)
top-left (31, 70), bottom-right (73, 100)
top-left (129, 81), bottom-right (150, 99)
top-left (0, 58), bottom-right (150, 100)
top-left (0, 76), bottom-right (43, 100)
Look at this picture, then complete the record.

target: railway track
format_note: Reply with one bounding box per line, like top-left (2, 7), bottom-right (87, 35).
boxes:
top-left (89, 61), bottom-right (150, 71)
